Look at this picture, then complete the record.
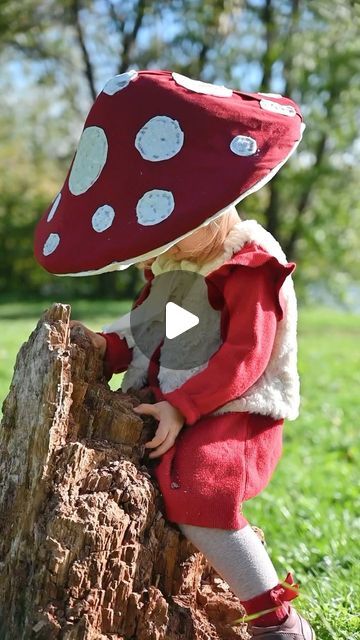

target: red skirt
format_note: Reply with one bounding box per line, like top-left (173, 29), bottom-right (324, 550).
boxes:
top-left (147, 409), bottom-right (284, 530)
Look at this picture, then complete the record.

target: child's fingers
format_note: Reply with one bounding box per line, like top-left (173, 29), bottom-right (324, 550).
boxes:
top-left (70, 320), bottom-right (92, 336)
top-left (148, 433), bottom-right (176, 458)
top-left (145, 422), bottom-right (169, 449)
top-left (133, 403), bottom-right (160, 419)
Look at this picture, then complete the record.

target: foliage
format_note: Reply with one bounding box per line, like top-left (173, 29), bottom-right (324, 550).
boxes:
top-left (0, 0), bottom-right (359, 302)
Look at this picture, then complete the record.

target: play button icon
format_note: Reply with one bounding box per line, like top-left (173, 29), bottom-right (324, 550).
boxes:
top-left (165, 302), bottom-right (199, 339)
top-left (104, 269), bottom-right (224, 371)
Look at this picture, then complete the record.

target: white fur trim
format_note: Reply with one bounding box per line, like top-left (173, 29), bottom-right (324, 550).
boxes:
top-left (121, 345), bottom-right (150, 392)
top-left (105, 220), bottom-right (300, 420)
top-left (157, 273), bottom-right (222, 391)
top-left (102, 311), bottom-right (135, 348)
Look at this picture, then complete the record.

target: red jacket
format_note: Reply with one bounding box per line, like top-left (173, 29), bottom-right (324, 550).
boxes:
top-left (100, 242), bottom-right (295, 426)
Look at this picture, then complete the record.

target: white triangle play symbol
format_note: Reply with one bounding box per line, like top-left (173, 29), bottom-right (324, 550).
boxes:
top-left (165, 301), bottom-right (199, 340)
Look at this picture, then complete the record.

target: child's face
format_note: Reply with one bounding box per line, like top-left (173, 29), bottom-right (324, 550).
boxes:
top-left (164, 226), bottom-right (210, 260)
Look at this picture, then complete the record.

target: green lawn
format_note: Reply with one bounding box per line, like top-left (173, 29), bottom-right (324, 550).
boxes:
top-left (0, 300), bottom-right (359, 639)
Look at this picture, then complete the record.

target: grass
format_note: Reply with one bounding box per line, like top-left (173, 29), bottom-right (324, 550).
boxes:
top-left (0, 299), bottom-right (129, 398)
top-left (0, 300), bottom-right (359, 639)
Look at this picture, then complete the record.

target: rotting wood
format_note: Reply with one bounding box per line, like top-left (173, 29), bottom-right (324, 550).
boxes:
top-left (0, 303), bottom-right (250, 639)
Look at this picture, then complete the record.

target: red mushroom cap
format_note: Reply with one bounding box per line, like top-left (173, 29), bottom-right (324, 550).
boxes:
top-left (34, 69), bottom-right (305, 276)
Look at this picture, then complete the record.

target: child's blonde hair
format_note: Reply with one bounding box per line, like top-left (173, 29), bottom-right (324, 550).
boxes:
top-left (136, 206), bottom-right (240, 270)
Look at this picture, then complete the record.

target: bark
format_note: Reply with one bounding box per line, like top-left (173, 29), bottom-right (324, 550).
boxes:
top-left (259, 0), bottom-right (275, 92)
top-left (116, 0), bottom-right (147, 75)
top-left (0, 303), bottom-right (250, 640)
top-left (71, 0), bottom-right (97, 101)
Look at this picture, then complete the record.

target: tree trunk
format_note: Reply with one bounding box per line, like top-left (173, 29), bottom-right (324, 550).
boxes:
top-left (0, 303), bottom-right (250, 640)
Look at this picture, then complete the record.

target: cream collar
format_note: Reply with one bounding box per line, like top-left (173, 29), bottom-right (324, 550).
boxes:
top-left (150, 218), bottom-right (288, 278)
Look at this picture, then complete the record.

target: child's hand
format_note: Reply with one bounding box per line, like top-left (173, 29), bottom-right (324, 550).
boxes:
top-left (69, 321), bottom-right (107, 358)
top-left (133, 401), bottom-right (185, 458)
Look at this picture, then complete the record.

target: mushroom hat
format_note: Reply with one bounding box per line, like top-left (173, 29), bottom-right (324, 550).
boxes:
top-left (34, 69), bottom-right (305, 276)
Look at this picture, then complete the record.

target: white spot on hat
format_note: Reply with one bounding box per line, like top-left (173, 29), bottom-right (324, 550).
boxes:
top-left (103, 70), bottom-right (138, 95)
top-left (92, 204), bottom-right (115, 232)
top-left (258, 92), bottom-right (282, 98)
top-left (43, 233), bottom-right (60, 256)
top-left (135, 116), bottom-right (184, 162)
top-left (260, 99), bottom-right (296, 117)
top-left (68, 126), bottom-right (108, 195)
top-left (136, 189), bottom-right (175, 226)
top-left (172, 72), bottom-right (232, 97)
top-left (230, 135), bottom-right (257, 157)
top-left (47, 192), bottom-right (61, 222)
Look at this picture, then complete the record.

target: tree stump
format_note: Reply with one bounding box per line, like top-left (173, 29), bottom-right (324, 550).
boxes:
top-left (0, 303), bottom-right (250, 640)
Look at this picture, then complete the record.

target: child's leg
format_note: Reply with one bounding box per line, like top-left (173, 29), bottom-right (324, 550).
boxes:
top-left (178, 522), bottom-right (298, 628)
top-left (177, 522), bottom-right (316, 638)
top-left (178, 522), bottom-right (279, 600)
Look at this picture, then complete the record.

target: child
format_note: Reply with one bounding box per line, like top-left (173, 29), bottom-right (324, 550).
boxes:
top-left (34, 70), bottom-right (315, 638)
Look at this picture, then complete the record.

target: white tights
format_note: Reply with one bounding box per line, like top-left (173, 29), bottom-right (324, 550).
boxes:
top-left (177, 522), bottom-right (279, 601)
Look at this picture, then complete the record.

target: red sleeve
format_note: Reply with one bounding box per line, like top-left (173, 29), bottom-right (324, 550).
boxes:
top-left (97, 331), bottom-right (133, 379)
top-left (97, 271), bottom-right (154, 379)
top-left (159, 253), bottom-right (295, 425)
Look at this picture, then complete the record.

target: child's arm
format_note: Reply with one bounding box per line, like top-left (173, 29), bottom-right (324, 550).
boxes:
top-left (97, 331), bottom-right (133, 378)
top-left (156, 257), bottom-right (295, 425)
top-left (70, 321), bottom-right (107, 356)
top-left (69, 321), bottom-right (131, 378)
top-left (96, 273), bottom-right (154, 378)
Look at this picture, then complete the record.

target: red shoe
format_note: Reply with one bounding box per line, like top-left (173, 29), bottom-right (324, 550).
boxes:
top-left (248, 606), bottom-right (316, 639)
